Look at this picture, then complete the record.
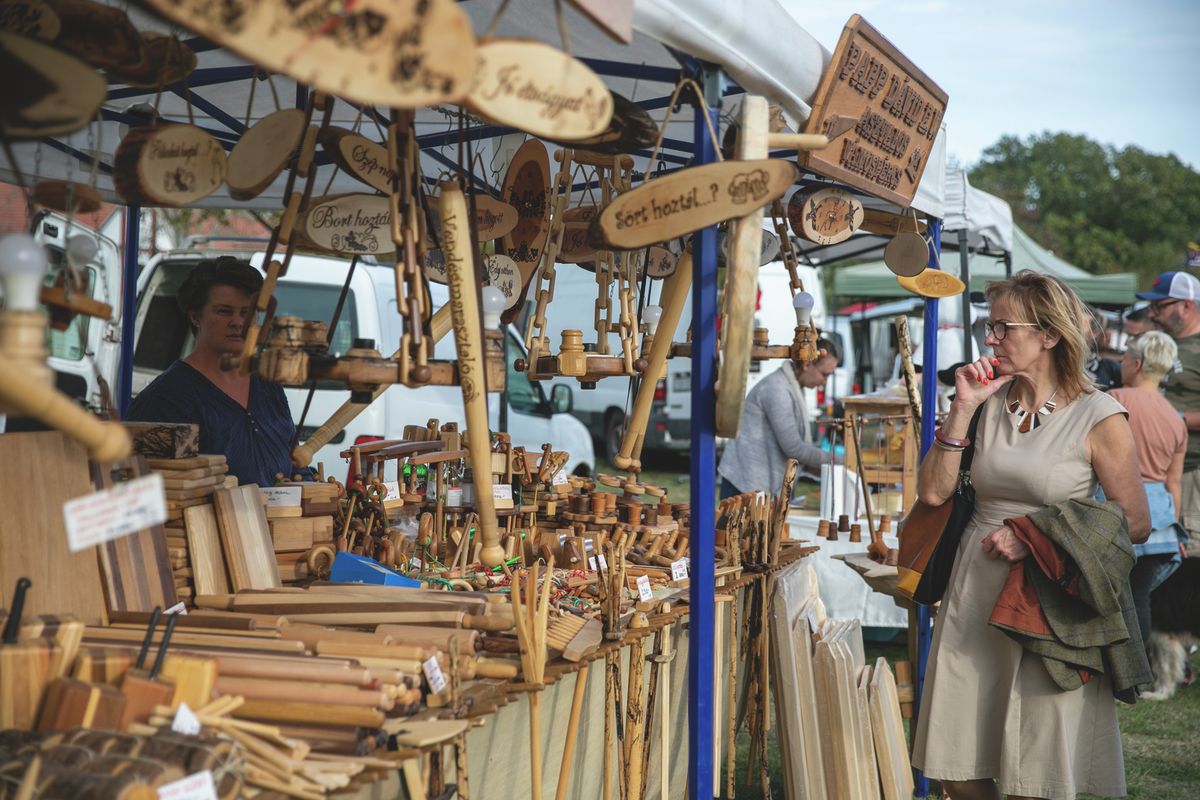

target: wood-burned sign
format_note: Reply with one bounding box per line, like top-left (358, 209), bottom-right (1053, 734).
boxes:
top-left (592, 159), bottom-right (798, 250)
top-left (467, 38), bottom-right (614, 142)
top-left (645, 246), bottom-right (677, 278)
top-left (787, 187), bottom-right (863, 245)
top-left (799, 15), bottom-right (947, 208)
top-left (473, 194), bottom-right (518, 241)
top-left (305, 194), bottom-right (391, 255)
top-left (113, 124), bottom-right (227, 207)
top-left (140, 0), bottom-right (477, 108)
top-left (483, 254), bottom-right (521, 309)
top-left (500, 138), bottom-right (551, 286)
top-left (320, 128), bottom-right (397, 195)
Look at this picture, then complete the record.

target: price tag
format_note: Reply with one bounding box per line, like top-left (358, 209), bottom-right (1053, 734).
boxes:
top-left (63, 473), bottom-right (166, 553)
top-left (383, 480), bottom-right (401, 501)
top-left (447, 487), bottom-right (463, 507)
top-left (423, 655), bottom-right (447, 694)
top-left (670, 558), bottom-right (689, 581)
top-left (411, 557), bottom-right (423, 571)
top-left (165, 602), bottom-right (188, 616)
top-left (588, 553), bottom-right (608, 571)
top-left (171, 702), bottom-right (202, 736)
top-left (157, 770), bottom-right (217, 800)
top-left (552, 469), bottom-right (569, 486)
top-left (492, 484), bottom-right (513, 501)
top-left (261, 486), bottom-right (301, 507)
top-left (636, 575), bottom-right (653, 602)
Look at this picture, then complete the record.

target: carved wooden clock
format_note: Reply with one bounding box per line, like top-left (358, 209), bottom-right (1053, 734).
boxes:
top-left (787, 187), bottom-right (863, 245)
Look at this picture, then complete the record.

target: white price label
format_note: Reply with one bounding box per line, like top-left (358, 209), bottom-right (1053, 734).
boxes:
top-left (636, 575), bottom-right (653, 602)
top-left (383, 480), bottom-right (402, 501)
top-left (588, 553), bottom-right (608, 571)
top-left (411, 557), bottom-right (423, 571)
top-left (261, 486), bottom-right (301, 507)
top-left (552, 469), bottom-right (568, 486)
top-left (492, 484), bottom-right (513, 501)
top-left (171, 702), bottom-right (202, 736)
top-left (671, 558), bottom-right (689, 581)
top-left (63, 473), bottom-right (166, 553)
top-left (157, 770), bottom-right (217, 800)
top-left (423, 655), bottom-right (447, 694)
top-left (165, 602), bottom-right (188, 616)
top-left (447, 487), bottom-right (464, 507)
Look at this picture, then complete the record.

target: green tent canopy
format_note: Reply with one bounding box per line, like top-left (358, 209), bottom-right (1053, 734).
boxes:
top-left (829, 226), bottom-right (1137, 306)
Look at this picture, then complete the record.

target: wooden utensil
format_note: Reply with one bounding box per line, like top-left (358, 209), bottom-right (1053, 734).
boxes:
top-left (119, 610), bottom-right (178, 729)
top-left (0, 578), bottom-right (59, 729)
top-left (896, 267), bottom-right (965, 298)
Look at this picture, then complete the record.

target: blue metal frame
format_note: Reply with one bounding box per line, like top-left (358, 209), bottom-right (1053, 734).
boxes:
top-left (118, 206), bottom-right (141, 417)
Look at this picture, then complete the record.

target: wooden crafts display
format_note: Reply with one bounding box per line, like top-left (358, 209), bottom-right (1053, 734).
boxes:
top-left (226, 108), bottom-right (307, 201)
top-left (212, 484), bottom-right (281, 591)
top-left (113, 124), bottom-right (228, 207)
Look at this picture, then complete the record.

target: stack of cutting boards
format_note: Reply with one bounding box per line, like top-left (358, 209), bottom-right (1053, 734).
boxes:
top-left (273, 482), bottom-right (339, 582)
top-left (151, 455), bottom-right (235, 603)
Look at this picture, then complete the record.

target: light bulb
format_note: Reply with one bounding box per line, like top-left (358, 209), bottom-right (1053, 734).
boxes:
top-left (643, 304), bottom-right (663, 335)
top-left (481, 285), bottom-right (506, 330)
top-left (66, 233), bottom-right (98, 270)
top-left (793, 291), bottom-right (815, 327)
top-left (0, 233), bottom-right (48, 312)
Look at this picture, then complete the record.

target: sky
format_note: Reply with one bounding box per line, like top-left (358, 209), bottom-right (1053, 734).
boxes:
top-left (783, 0), bottom-right (1200, 170)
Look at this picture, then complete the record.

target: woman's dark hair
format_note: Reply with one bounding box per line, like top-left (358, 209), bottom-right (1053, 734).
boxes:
top-left (816, 337), bottom-right (843, 365)
top-left (177, 257), bottom-right (263, 324)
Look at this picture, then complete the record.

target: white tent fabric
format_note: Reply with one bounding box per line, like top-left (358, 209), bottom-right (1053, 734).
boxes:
top-left (941, 163), bottom-right (1013, 253)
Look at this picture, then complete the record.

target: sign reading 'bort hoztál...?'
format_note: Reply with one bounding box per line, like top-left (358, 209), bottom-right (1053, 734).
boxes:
top-left (305, 194), bottom-right (391, 255)
top-left (798, 14), bottom-right (947, 208)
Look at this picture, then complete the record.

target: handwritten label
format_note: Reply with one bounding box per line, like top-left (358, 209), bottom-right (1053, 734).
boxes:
top-left (552, 469), bottom-right (569, 487)
top-left (261, 486), bottom-right (301, 507)
top-left (305, 194), bottom-right (391, 255)
top-left (492, 484), bottom-right (513, 502)
top-left (63, 473), bottom-right (166, 553)
top-left (423, 655), bottom-right (447, 694)
top-left (447, 487), bottom-right (463, 507)
top-left (157, 770), bottom-right (217, 800)
top-left (382, 480), bottom-right (402, 501)
top-left (411, 557), bottom-right (423, 571)
top-left (171, 703), bottom-right (202, 736)
top-left (670, 558), bottom-right (689, 581)
top-left (636, 574), bottom-right (653, 602)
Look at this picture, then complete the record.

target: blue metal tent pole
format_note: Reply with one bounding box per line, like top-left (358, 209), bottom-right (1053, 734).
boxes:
top-left (688, 69), bottom-right (721, 800)
top-left (914, 217), bottom-right (943, 797)
top-left (117, 205), bottom-right (141, 417)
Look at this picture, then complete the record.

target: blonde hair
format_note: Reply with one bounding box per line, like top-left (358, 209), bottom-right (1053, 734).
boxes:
top-left (985, 270), bottom-right (1092, 398)
top-left (1125, 330), bottom-right (1177, 379)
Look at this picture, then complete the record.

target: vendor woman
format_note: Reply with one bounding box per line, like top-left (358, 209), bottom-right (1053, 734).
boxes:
top-left (128, 257), bottom-right (305, 487)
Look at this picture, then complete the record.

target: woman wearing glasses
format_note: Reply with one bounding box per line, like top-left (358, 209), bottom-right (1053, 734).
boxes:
top-left (912, 270), bottom-right (1150, 800)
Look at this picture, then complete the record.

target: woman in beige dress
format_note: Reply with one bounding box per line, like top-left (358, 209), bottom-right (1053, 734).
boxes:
top-left (911, 271), bottom-right (1150, 800)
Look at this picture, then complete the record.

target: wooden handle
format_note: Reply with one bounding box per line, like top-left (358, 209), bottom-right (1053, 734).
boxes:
top-left (472, 657), bottom-right (520, 679)
top-left (232, 699), bottom-right (385, 728)
top-left (895, 315), bottom-right (922, 440)
top-left (766, 132), bottom-right (829, 151)
top-left (440, 182), bottom-right (503, 567)
top-left (462, 612), bottom-right (513, 633)
top-left (214, 676), bottom-right (391, 710)
top-left (613, 250), bottom-right (693, 470)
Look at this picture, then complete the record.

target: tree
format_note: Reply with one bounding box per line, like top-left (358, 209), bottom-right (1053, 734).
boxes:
top-left (969, 132), bottom-right (1200, 286)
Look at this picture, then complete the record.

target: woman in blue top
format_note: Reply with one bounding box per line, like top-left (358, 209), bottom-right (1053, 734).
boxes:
top-left (128, 257), bottom-right (305, 487)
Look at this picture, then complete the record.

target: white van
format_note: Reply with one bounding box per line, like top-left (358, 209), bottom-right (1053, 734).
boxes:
top-left (129, 242), bottom-right (595, 481)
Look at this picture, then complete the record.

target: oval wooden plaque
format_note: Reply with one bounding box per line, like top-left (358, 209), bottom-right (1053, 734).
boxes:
top-left (113, 124), bottom-right (227, 207)
top-left (43, 0), bottom-right (143, 72)
top-left (467, 37), bottom-right (613, 141)
top-left (484, 254), bottom-right (521, 310)
top-left (645, 245), bottom-right (678, 278)
top-left (788, 187), bottom-right (863, 245)
top-left (227, 109), bottom-right (306, 201)
top-left (0, 31), bottom-right (105, 140)
top-left (546, 92), bottom-right (658, 155)
top-left (320, 128), bottom-right (395, 195)
top-left (305, 194), bottom-right (393, 256)
top-left (139, 0), bottom-right (477, 108)
top-left (896, 268), bottom-right (964, 298)
top-left (559, 222), bottom-right (597, 264)
top-left (563, 205), bottom-right (599, 224)
top-left (0, 0), bottom-right (62, 39)
top-left (884, 230), bottom-right (930, 277)
top-left (592, 159), bottom-right (799, 250)
top-left (473, 194), bottom-right (518, 242)
top-left (499, 138), bottom-right (551, 321)
top-left (110, 31), bottom-right (197, 88)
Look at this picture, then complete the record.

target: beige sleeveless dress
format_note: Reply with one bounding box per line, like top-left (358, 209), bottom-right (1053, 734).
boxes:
top-left (911, 389), bottom-right (1128, 799)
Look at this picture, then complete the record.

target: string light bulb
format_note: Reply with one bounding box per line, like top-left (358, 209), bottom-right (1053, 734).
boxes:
top-left (0, 233), bottom-right (48, 312)
top-left (65, 233), bottom-right (98, 270)
top-left (793, 291), bottom-right (815, 327)
top-left (481, 285), bottom-right (506, 330)
top-left (643, 304), bottom-right (663, 336)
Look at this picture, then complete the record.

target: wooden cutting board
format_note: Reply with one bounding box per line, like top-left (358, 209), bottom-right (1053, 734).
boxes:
top-left (0, 432), bottom-right (107, 623)
top-left (184, 504), bottom-right (230, 596)
top-left (213, 485), bottom-right (281, 591)
top-left (147, 454), bottom-right (226, 470)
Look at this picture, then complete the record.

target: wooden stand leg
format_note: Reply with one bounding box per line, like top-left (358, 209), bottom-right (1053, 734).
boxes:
top-left (555, 663), bottom-right (590, 800)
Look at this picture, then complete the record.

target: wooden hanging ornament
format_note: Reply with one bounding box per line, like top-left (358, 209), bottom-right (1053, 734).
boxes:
top-left (15, 0), bottom-right (144, 73)
top-left (896, 268), bottom-right (964, 298)
top-left (138, 0), bottom-right (477, 108)
top-left (0, 30), bottom-right (105, 139)
top-left (107, 31), bottom-right (197, 88)
top-left (884, 229), bottom-right (931, 277)
top-left (500, 138), bottom-right (552, 309)
top-left (304, 194), bottom-right (394, 256)
top-left (319, 127), bottom-right (396, 195)
top-left (467, 38), bottom-right (613, 141)
top-left (472, 194), bottom-right (519, 242)
top-left (113, 124), bottom-right (227, 207)
top-left (788, 186), bottom-right (863, 245)
top-left (0, 0), bottom-right (61, 39)
top-left (226, 109), bottom-right (306, 201)
top-left (483, 254), bottom-right (521, 310)
top-left (545, 91), bottom-right (658, 155)
top-left (645, 245), bottom-right (678, 278)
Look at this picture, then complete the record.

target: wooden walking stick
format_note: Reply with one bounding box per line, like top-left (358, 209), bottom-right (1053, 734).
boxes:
top-left (895, 314), bottom-right (922, 441)
top-left (846, 414), bottom-right (876, 537)
top-left (440, 182), bottom-right (503, 567)
top-left (624, 632), bottom-right (648, 799)
top-left (511, 561), bottom-right (553, 800)
top-left (554, 662), bottom-right (590, 800)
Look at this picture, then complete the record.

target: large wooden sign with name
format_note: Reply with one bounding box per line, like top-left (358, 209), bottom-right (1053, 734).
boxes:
top-left (799, 15), bottom-right (947, 208)
top-left (305, 194), bottom-right (392, 255)
top-left (467, 38), bottom-right (613, 142)
top-left (138, 0), bottom-right (476, 108)
top-left (591, 159), bottom-right (798, 250)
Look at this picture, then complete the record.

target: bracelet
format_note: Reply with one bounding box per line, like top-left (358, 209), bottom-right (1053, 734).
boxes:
top-left (934, 428), bottom-right (971, 449)
top-left (933, 438), bottom-right (966, 453)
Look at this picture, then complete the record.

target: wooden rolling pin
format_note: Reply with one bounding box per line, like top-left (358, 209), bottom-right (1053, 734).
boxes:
top-left (280, 610), bottom-right (512, 630)
top-left (277, 626), bottom-right (394, 650)
top-left (83, 628), bottom-right (305, 654)
top-left (107, 610), bottom-right (259, 631)
top-left (315, 641), bottom-right (439, 662)
top-left (233, 699), bottom-right (385, 728)
top-left (373, 624), bottom-right (482, 654)
top-left (214, 676), bottom-right (393, 710)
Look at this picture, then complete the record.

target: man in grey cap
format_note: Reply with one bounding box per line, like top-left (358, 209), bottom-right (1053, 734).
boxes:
top-left (1139, 271), bottom-right (1200, 553)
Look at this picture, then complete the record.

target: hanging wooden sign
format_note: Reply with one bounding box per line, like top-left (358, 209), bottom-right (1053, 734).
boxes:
top-left (319, 128), bottom-right (395, 195)
top-left (138, 0), bottom-right (477, 108)
top-left (473, 194), bottom-right (519, 242)
top-left (0, 0), bottom-right (61, 39)
top-left (484, 254), bottom-right (521, 310)
top-left (787, 187), bottom-right (863, 245)
top-left (0, 31), bottom-right (105, 139)
top-left (109, 32), bottom-right (197, 88)
top-left (559, 223), bottom-right (597, 264)
top-left (227, 109), bottom-right (307, 201)
top-left (30, 0), bottom-right (143, 72)
top-left (883, 230), bottom-right (929, 277)
top-left (546, 92), bottom-right (658, 155)
top-left (467, 38), bottom-right (613, 142)
top-left (32, 180), bottom-right (101, 213)
top-left (113, 124), bottom-right (227, 207)
top-left (645, 246), bottom-right (678, 279)
top-left (304, 194), bottom-right (392, 255)
top-left (500, 138), bottom-right (551, 294)
top-left (896, 268), bottom-right (963, 298)
top-left (591, 159), bottom-right (798, 250)
top-left (799, 15), bottom-right (948, 207)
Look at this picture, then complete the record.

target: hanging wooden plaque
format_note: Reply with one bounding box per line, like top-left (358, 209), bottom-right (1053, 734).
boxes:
top-left (32, 180), bottom-right (101, 214)
top-left (798, 15), bottom-right (948, 207)
top-left (499, 139), bottom-right (551, 319)
top-left (483, 254), bottom-right (521, 310)
top-left (645, 246), bottom-right (677, 279)
top-left (227, 109), bottom-right (306, 201)
top-left (467, 38), bottom-right (613, 142)
top-left (788, 186), bottom-right (863, 245)
top-left (558, 222), bottom-right (597, 264)
top-left (113, 124), bottom-right (227, 207)
top-left (0, 31), bottom-right (105, 140)
top-left (591, 159), bottom-right (798, 250)
top-left (423, 248), bottom-right (448, 285)
top-left (138, 0), bottom-right (477, 108)
top-left (0, 0), bottom-right (62, 39)
top-left (109, 32), bottom-right (197, 88)
top-left (883, 230), bottom-right (929, 277)
top-left (304, 194), bottom-right (393, 255)
top-left (896, 268), bottom-right (963, 298)
top-left (36, 0), bottom-right (143, 72)
top-left (473, 194), bottom-right (518, 242)
top-left (546, 92), bottom-right (658, 155)
top-left (319, 128), bottom-right (395, 195)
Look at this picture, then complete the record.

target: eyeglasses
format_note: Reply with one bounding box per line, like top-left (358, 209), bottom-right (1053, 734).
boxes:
top-left (1149, 299), bottom-right (1181, 315)
top-left (984, 320), bottom-right (1039, 341)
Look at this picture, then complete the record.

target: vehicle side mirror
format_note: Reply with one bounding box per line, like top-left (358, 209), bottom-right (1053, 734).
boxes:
top-left (550, 383), bottom-right (573, 414)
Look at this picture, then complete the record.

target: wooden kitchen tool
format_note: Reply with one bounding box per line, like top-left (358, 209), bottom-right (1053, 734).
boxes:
top-left (184, 504), bottom-right (231, 596)
top-left (0, 578), bottom-right (59, 729)
top-left (213, 484), bottom-right (282, 590)
top-left (884, 229), bottom-right (931, 277)
top-left (118, 609), bottom-right (177, 729)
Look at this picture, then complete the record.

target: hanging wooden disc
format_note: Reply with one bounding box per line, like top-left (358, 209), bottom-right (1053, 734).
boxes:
top-left (787, 186), bottom-right (863, 245)
top-left (645, 245), bottom-right (678, 278)
top-left (0, 31), bottom-right (105, 139)
top-left (896, 268), bottom-right (964, 298)
top-left (545, 92), bottom-right (658, 155)
top-left (139, 0), bottom-right (477, 108)
top-left (0, 0), bottom-right (62, 39)
top-left (483, 254), bottom-right (521, 310)
top-left (319, 127), bottom-right (395, 195)
top-left (108, 31), bottom-right (197, 88)
top-left (499, 138), bottom-right (551, 322)
top-left (31, 180), bottom-right (101, 213)
top-left (32, 0), bottom-right (144, 72)
top-left (884, 230), bottom-right (931, 277)
top-left (466, 37), bottom-right (613, 141)
top-left (304, 194), bottom-right (394, 256)
top-left (590, 159), bottom-right (798, 250)
top-left (113, 124), bottom-right (227, 206)
top-left (226, 109), bottom-right (307, 200)
top-left (559, 222), bottom-right (597, 264)
top-left (472, 194), bottom-right (519, 242)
